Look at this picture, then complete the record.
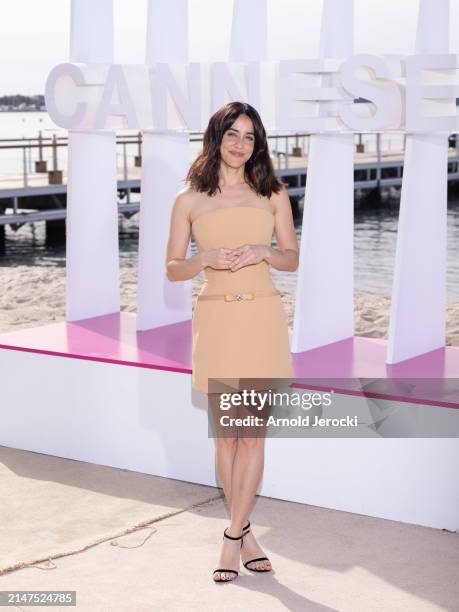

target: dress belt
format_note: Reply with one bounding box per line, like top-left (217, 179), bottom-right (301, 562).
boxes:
top-left (197, 289), bottom-right (280, 302)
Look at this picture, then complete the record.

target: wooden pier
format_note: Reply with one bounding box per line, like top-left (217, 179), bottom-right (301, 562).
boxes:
top-left (1, 133), bottom-right (459, 243)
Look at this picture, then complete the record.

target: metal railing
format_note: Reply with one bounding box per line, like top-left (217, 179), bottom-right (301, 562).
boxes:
top-left (0, 131), bottom-right (417, 189)
top-left (2, 131), bottom-right (458, 228)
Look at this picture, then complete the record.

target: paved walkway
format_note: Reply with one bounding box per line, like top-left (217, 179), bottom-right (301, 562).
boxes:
top-left (0, 452), bottom-right (457, 611)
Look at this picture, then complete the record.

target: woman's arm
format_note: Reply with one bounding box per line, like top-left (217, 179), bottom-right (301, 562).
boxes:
top-left (165, 191), bottom-right (205, 282)
top-left (266, 184), bottom-right (299, 272)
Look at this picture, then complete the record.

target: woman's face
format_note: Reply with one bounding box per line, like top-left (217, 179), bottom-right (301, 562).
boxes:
top-left (219, 113), bottom-right (255, 168)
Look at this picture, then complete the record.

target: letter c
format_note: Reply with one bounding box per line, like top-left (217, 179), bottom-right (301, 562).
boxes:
top-left (45, 63), bottom-right (88, 128)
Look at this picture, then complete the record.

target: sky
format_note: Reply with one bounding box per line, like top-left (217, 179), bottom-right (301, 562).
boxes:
top-left (0, 0), bottom-right (458, 96)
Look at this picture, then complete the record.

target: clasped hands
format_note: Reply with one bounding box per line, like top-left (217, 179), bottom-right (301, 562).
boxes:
top-left (204, 244), bottom-right (271, 272)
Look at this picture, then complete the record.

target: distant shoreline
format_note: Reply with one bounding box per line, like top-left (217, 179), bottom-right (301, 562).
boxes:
top-left (0, 109), bottom-right (46, 112)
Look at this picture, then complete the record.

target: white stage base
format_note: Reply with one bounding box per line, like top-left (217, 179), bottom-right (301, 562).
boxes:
top-left (0, 347), bottom-right (458, 532)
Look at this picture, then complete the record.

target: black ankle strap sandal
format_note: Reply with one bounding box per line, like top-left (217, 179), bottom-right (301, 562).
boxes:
top-left (241, 520), bottom-right (272, 572)
top-left (213, 528), bottom-right (244, 582)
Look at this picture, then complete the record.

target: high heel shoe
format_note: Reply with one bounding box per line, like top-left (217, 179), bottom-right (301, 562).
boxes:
top-left (241, 520), bottom-right (272, 572)
top-left (213, 527), bottom-right (244, 582)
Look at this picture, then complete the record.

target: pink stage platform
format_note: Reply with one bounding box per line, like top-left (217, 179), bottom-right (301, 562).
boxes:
top-left (0, 311), bottom-right (458, 409)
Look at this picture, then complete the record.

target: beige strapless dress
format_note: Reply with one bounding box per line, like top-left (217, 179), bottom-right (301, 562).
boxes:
top-left (191, 206), bottom-right (293, 394)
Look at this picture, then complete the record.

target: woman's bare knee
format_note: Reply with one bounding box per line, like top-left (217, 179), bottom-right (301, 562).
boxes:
top-left (237, 436), bottom-right (265, 450)
top-left (216, 436), bottom-right (238, 450)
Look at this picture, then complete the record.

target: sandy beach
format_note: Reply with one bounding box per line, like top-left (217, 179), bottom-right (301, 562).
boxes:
top-left (1, 264), bottom-right (459, 346)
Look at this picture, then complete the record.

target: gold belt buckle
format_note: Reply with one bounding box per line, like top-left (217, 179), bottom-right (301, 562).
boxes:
top-left (224, 292), bottom-right (254, 302)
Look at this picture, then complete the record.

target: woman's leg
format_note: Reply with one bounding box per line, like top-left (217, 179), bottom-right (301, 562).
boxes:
top-left (208, 391), bottom-right (241, 581)
top-left (209, 389), bottom-right (265, 514)
top-left (208, 391), bottom-right (239, 508)
top-left (208, 389), bottom-right (272, 578)
top-left (229, 389), bottom-right (272, 571)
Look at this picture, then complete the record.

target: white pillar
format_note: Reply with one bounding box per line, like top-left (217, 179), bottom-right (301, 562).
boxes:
top-left (291, 0), bottom-right (355, 352)
top-left (66, 0), bottom-right (120, 321)
top-left (387, 0), bottom-right (450, 363)
top-left (136, 0), bottom-right (191, 330)
top-left (229, 0), bottom-right (267, 61)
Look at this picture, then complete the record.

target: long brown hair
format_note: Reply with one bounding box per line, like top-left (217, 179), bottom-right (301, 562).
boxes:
top-left (186, 101), bottom-right (283, 198)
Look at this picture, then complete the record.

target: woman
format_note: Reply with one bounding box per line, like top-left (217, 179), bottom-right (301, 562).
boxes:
top-left (166, 101), bottom-right (299, 582)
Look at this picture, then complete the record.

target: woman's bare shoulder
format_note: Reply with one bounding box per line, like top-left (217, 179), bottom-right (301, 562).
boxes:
top-left (176, 187), bottom-right (208, 223)
top-left (268, 182), bottom-right (289, 213)
top-left (173, 185), bottom-right (204, 222)
top-left (175, 185), bottom-right (198, 203)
